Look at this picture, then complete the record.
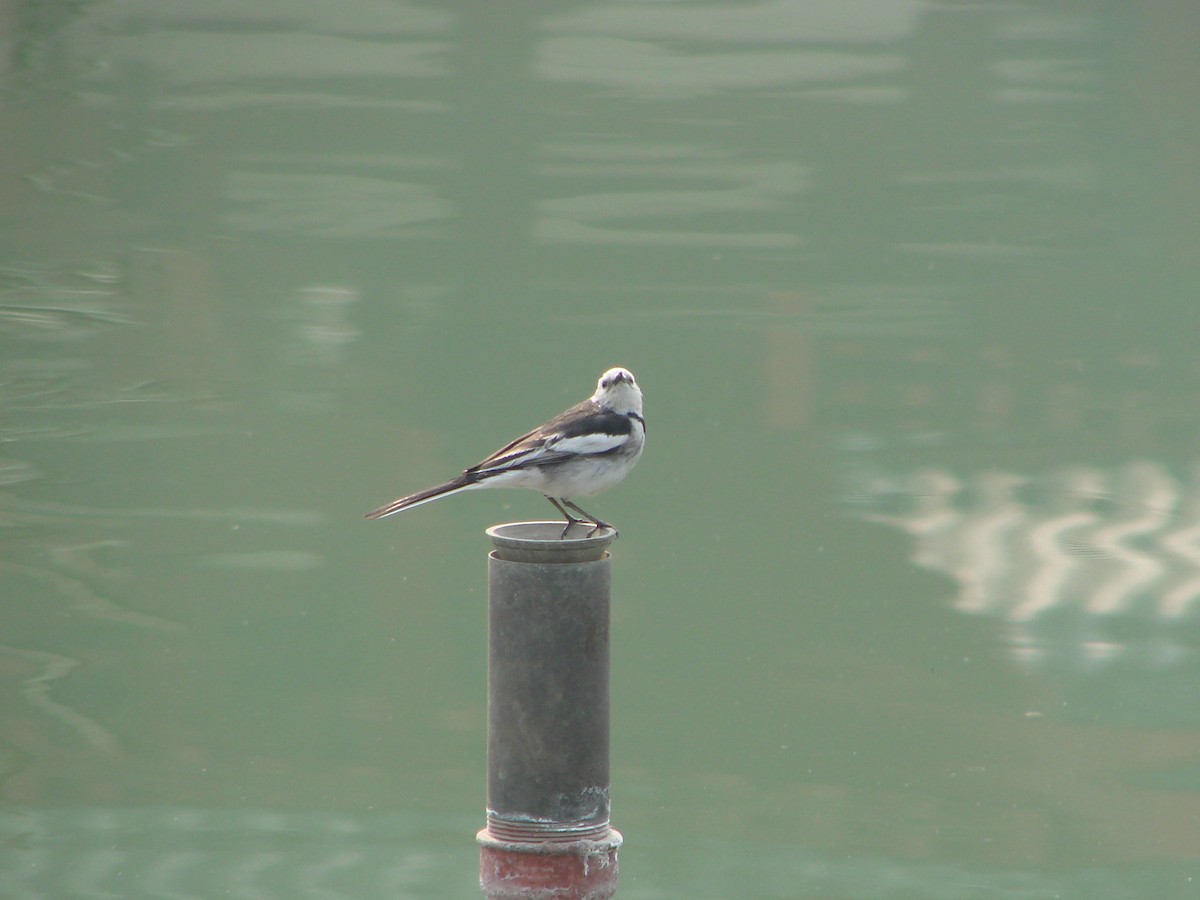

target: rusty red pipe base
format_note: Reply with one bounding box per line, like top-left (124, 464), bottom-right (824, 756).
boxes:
top-left (478, 828), bottom-right (622, 900)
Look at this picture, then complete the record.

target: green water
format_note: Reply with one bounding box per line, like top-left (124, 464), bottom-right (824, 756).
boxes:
top-left (3, 2), bottom-right (1199, 897)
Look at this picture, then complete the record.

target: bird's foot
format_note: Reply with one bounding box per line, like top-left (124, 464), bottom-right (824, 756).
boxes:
top-left (558, 518), bottom-right (616, 539)
top-left (585, 519), bottom-right (616, 538)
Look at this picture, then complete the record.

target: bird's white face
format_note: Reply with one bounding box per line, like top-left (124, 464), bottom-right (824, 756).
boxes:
top-left (593, 366), bottom-right (642, 414)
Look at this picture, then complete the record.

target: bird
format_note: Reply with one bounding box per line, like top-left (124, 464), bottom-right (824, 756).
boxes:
top-left (365, 367), bottom-right (645, 538)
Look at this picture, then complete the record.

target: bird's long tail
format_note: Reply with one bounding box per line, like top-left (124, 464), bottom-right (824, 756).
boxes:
top-left (364, 475), bottom-right (483, 520)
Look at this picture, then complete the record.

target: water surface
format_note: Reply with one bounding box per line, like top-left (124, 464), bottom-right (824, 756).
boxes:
top-left (3, 2), bottom-right (1199, 897)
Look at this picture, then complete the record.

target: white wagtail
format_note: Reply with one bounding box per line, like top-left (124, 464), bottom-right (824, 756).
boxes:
top-left (365, 367), bottom-right (645, 537)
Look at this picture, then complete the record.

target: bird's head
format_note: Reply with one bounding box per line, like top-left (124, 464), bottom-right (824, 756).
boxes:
top-left (593, 366), bottom-right (642, 415)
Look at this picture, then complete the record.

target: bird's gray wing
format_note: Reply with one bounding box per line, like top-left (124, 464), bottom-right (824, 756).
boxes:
top-left (466, 402), bottom-right (633, 475)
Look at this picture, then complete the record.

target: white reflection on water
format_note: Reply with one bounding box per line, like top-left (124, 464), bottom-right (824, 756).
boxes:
top-left (845, 458), bottom-right (1200, 670)
top-left (199, 550), bottom-right (323, 572)
top-left (546, 0), bottom-right (929, 44)
top-left (0, 807), bottom-right (471, 899)
top-left (0, 646), bottom-right (122, 756)
top-left (226, 174), bottom-right (455, 238)
top-left (538, 38), bottom-right (907, 94)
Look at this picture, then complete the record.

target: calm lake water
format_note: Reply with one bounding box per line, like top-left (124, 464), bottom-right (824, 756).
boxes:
top-left (3, 2), bottom-right (1200, 897)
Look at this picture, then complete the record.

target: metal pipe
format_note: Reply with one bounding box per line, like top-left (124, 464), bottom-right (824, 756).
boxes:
top-left (478, 522), bottom-right (622, 900)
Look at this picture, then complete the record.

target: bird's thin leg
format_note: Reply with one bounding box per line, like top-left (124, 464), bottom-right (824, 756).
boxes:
top-left (562, 500), bottom-right (616, 538)
top-left (545, 496), bottom-right (582, 539)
